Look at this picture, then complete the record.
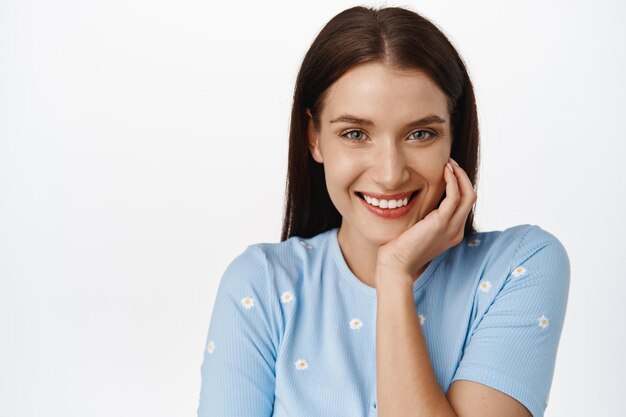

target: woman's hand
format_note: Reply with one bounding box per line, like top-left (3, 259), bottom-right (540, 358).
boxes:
top-left (374, 157), bottom-right (477, 287)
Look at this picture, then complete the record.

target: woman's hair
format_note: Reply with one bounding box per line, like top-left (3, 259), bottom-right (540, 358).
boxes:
top-left (280, 5), bottom-right (480, 241)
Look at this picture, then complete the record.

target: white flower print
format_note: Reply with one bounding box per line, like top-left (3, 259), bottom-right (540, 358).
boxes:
top-left (349, 318), bottom-right (363, 329)
top-left (468, 238), bottom-right (481, 247)
top-left (512, 266), bottom-right (527, 277)
top-left (299, 240), bottom-right (312, 249)
top-left (241, 296), bottom-right (255, 309)
top-left (478, 280), bottom-right (492, 292)
top-left (281, 291), bottom-right (295, 303)
top-left (294, 359), bottom-right (309, 370)
top-left (207, 341), bottom-right (215, 354)
top-left (538, 315), bottom-right (549, 329)
top-left (418, 314), bottom-right (426, 325)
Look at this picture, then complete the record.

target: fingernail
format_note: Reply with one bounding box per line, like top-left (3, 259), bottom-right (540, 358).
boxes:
top-left (450, 158), bottom-right (460, 167)
top-left (446, 162), bottom-right (453, 172)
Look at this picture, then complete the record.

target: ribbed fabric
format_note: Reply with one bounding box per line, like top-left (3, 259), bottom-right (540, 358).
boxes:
top-left (197, 224), bottom-right (570, 417)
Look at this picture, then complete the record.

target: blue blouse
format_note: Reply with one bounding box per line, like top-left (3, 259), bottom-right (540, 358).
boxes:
top-left (197, 224), bottom-right (570, 417)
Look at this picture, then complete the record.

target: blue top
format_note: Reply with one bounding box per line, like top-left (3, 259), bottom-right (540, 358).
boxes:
top-left (197, 224), bottom-right (570, 417)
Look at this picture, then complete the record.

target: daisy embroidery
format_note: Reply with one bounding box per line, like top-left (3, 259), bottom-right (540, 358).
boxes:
top-left (299, 240), bottom-right (312, 249)
top-left (294, 359), bottom-right (309, 370)
top-left (538, 315), bottom-right (549, 329)
top-left (512, 266), bottom-right (527, 277)
top-left (468, 238), bottom-right (481, 247)
top-left (349, 318), bottom-right (363, 329)
top-left (206, 341), bottom-right (216, 354)
top-left (478, 280), bottom-right (492, 292)
top-left (418, 314), bottom-right (426, 325)
top-left (241, 296), bottom-right (255, 309)
top-left (281, 291), bottom-right (295, 303)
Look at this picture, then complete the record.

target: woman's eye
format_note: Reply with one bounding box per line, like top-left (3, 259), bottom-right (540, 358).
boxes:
top-left (409, 129), bottom-right (438, 141)
top-left (342, 130), bottom-right (366, 141)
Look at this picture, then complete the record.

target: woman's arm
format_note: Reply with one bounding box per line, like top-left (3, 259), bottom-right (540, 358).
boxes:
top-left (375, 270), bottom-right (533, 417)
top-left (197, 245), bottom-right (278, 417)
top-left (375, 275), bottom-right (456, 417)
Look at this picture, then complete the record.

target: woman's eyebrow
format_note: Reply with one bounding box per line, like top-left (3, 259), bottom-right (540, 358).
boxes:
top-left (329, 114), bottom-right (446, 128)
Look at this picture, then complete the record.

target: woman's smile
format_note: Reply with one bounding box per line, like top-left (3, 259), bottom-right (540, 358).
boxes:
top-left (356, 189), bottom-right (420, 219)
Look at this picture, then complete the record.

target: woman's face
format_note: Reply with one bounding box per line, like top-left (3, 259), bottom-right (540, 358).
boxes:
top-left (307, 62), bottom-right (453, 246)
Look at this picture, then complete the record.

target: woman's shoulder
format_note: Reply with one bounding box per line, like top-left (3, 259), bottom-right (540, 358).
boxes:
top-left (454, 223), bottom-right (569, 279)
top-left (467, 223), bottom-right (566, 252)
top-left (256, 228), bottom-right (334, 253)
top-left (246, 228), bottom-right (335, 265)
top-left (223, 228), bottom-right (336, 286)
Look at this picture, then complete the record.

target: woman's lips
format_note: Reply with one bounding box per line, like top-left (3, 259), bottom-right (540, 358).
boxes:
top-left (355, 190), bottom-right (419, 219)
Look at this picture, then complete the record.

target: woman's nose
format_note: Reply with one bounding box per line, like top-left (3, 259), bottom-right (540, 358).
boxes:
top-left (371, 142), bottom-right (410, 189)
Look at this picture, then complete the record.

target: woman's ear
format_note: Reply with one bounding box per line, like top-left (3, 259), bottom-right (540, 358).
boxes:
top-left (306, 109), bottom-right (324, 164)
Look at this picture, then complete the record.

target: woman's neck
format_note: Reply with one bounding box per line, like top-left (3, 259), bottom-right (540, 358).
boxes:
top-left (337, 224), bottom-right (427, 290)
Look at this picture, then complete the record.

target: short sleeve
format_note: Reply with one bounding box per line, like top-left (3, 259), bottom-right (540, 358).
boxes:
top-left (197, 245), bottom-right (279, 417)
top-left (451, 226), bottom-right (571, 417)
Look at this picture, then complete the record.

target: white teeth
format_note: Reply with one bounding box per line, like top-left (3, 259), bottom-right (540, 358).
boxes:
top-left (363, 194), bottom-right (410, 209)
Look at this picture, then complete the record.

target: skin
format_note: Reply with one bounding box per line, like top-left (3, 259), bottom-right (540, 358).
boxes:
top-left (306, 62), bottom-right (532, 417)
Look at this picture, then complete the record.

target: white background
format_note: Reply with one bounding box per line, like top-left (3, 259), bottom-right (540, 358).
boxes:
top-left (1, 1), bottom-right (624, 416)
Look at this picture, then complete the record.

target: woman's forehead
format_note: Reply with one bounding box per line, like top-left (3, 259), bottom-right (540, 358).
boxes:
top-left (321, 64), bottom-right (449, 125)
top-left (324, 63), bottom-right (447, 115)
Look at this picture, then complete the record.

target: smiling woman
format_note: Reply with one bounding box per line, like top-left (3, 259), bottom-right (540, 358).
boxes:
top-left (305, 63), bottom-right (454, 286)
top-left (197, 5), bottom-right (569, 417)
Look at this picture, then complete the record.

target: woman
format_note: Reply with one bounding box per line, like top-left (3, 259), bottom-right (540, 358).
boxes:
top-left (197, 6), bottom-right (569, 417)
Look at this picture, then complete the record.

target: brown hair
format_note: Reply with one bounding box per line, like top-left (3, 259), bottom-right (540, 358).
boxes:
top-left (280, 5), bottom-right (480, 241)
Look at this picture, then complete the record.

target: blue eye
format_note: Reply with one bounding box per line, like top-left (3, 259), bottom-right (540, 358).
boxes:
top-left (409, 130), bottom-right (438, 141)
top-left (339, 129), bottom-right (439, 143)
top-left (343, 130), bottom-right (366, 141)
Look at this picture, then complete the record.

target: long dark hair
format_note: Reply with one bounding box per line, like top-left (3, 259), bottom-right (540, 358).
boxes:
top-left (280, 5), bottom-right (480, 242)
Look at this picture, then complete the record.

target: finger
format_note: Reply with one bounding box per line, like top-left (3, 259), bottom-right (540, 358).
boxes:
top-left (448, 161), bottom-right (477, 231)
top-left (436, 161), bottom-right (461, 222)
